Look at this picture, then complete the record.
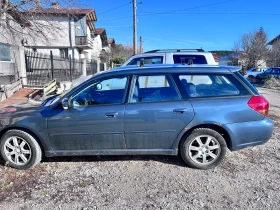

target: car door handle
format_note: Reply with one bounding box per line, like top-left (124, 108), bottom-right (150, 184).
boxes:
top-left (105, 112), bottom-right (118, 118)
top-left (173, 108), bottom-right (187, 114)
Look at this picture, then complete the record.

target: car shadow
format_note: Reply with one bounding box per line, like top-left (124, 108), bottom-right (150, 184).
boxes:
top-left (42, 155), bottom-right (187, 168)
top-left (0, 155), bottom-right (187, 168)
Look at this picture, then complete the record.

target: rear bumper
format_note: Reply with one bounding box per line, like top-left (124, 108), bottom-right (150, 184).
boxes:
top-left (224, 118), bottom-right (274, 151)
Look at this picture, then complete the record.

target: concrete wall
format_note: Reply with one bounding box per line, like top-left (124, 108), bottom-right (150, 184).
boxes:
top-left (90, 35), bottom-right (103, 61)
top-left (24, 15), bottom-right (75, 47)
top-left (25, 48), bottom-right (81, 60)
top-left (0, 45), bottom-right (26, 85)
top-left (0, 17), bottom-right (24, 45)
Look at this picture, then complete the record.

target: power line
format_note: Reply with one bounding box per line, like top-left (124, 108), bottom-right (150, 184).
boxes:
top-left (97, 0), bottom-right (235, 22)
top-left (99, 25), bottom-right (133, 28)
top-left (97, 12), bottom-right (280, 23)
top-left (138, 0), bottom-right (234, 15)
top-left (97, 2), bottom-right (131, 16)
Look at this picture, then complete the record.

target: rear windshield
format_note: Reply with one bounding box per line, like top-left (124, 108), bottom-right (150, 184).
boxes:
top-left (173, 55), bottom-right (207, 64)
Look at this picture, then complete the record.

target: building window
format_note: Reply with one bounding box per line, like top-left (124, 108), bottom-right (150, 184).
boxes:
top-left (60, 48), bottom-right (68, 59)
top-left (0, 43), bottom-right (11, 61)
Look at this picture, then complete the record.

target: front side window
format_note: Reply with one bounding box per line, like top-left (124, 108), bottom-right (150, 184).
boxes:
top-left (264, 69), bottom-right (272, 74)
top-left (71, 76), bottom-right (128, 106)
top-left (174, 74), bottom-right (249, 98)
top-left (271, 68), bottom-right (280, 74)
top-left (127, 56), bottom-right (163, 65)
top-left (129, 74), bottom-right (180, 103)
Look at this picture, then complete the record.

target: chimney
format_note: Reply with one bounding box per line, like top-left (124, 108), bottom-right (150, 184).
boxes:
top-left (35, 0), bottom-right (41, 9)
top-left (51, 2), bottom-right (59, 9)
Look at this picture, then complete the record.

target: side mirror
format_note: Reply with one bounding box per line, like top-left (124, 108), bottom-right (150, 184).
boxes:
top-left (62, 98), bottom-right (69, 110)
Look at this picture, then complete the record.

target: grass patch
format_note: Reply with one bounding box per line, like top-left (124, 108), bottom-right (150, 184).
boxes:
top-left (41, 190), bottom-right (48, 196)
top-left (0, 182), bottom-right (13, 191)
top-left (79, 182), bottom-right (89, 188)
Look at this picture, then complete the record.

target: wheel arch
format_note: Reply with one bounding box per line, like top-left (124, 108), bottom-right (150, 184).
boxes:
top-left (176, 124), bottom-right (232, 151)
top-left (0, 126), bottom-right (47, 157)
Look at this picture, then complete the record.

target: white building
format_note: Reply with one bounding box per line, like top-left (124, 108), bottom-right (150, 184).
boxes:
top-left (91, 28), bottom-right (115, 61)
top-left (22, 4), bottom-right (98, 60)
top-left (0, 3), bottom-right (31, 87)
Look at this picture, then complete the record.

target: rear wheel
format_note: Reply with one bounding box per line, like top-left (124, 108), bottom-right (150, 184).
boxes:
top-left (0, 130), bottom-right (42, 170)
top-left (180, 128), bottom-right (227, 169)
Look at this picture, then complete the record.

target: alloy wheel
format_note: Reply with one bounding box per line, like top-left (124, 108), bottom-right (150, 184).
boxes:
top-left (3, 136), bottom-right (32, 166)
top-left (188, 135), bottom-right (221, 165)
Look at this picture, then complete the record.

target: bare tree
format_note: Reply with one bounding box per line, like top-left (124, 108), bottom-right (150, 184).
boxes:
top-left (268, 39), bottom-right (280, 67)
top-left (0, 0), bottom-right (82, 45)
top-left (100, 44), bottom-right (134, 65)
top-left (234, 27), bottom-right (269, 69)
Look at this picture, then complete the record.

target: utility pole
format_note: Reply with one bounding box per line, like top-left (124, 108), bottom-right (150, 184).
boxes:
top-left (133, 0), bottom-right (137, 54)
top-left (139, 36), bottom-right (142, 53)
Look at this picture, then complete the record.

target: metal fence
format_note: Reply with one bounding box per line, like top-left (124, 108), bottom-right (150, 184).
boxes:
top-left (25, 51), bottom-right (82, 87)
top-left (86, 60), bottom-right (98, 75)
top-left (86, 60), bottom-right (107, 76)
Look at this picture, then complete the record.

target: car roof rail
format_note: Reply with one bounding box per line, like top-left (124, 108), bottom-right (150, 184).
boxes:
top-left (144, 48), bottom-right (205, 53)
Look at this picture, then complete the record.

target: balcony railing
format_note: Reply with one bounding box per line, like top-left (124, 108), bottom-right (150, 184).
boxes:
top-left (75, 36), bottom-right (88, 46)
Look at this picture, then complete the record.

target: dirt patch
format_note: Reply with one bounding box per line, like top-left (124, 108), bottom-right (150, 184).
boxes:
top-left (0, 160), bottom-right (49, 202)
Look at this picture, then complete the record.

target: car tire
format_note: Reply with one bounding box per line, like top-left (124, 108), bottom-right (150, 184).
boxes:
top-left (180, 128), bottom-right (227, 170)
top-left (0, 130), bottom-right (42, 170)
top-left (248, 75), bottom-right (256, 83)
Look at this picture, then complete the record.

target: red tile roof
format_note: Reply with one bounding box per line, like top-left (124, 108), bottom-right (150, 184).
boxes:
top-left (7, 3), bottom-right (31, 27)
top-left (23, 8), bottom-right (94, 15)
top-left (22, 8), bottom-right (97, 31)
top-left (22, 8), bottom-right (97, 21)
top-left (94, 28), bottom-right (105, 35)
top-left (212, 53), bottom-right (220, 62)
top-left (107, 38), bottom-right (115, 44)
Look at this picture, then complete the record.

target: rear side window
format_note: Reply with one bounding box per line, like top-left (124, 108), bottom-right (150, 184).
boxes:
top-left (173, 73), bottom-right (251, 98)
top-left (129, 74), bottom-right (180, 103)
top-left (127, 56), bottom-right (163, 65)
top-left (173, 55), bottom-right (207, 64)
top-left (234, 71), bottom-right (258, 95)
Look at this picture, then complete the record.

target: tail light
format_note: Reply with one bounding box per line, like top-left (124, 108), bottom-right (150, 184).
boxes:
top-left (247, 96), bottom-right (269, 116)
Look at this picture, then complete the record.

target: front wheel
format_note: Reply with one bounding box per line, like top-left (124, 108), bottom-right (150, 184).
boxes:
top-left (180, 128), bottom-right (227, 170)
top-left (248, 75), bottom-right (256, 83)
top-left (0, 130), bottom-right (42, 170)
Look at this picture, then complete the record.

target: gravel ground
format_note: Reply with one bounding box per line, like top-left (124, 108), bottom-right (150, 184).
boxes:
top-left (0, 88), bottom-right (279, 210)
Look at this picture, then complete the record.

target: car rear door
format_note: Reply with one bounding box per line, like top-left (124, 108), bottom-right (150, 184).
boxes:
top-left (124, 74), bottom-right (194, 149)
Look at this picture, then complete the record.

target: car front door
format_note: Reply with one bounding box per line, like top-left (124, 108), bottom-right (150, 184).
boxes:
top-left (124, 74), bottom-right (194, 150)
top-left (47, 75), bottom-right (129, 151)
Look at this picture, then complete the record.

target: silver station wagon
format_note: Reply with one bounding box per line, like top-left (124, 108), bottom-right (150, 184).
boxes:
top-left (0, 65), bottom-right (274, 170)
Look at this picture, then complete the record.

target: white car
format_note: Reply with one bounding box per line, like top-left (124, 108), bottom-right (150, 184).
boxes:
top-left (122, 49), bottom-right (216, 66)
top-left (245, 67), bottom-right (269, 81)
